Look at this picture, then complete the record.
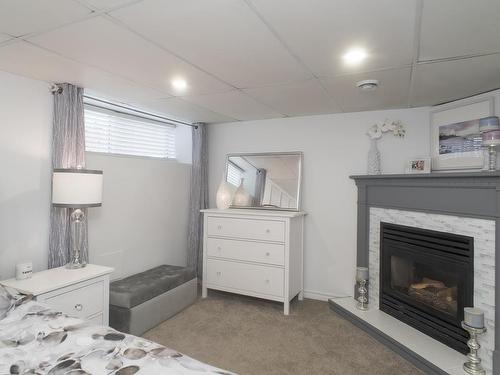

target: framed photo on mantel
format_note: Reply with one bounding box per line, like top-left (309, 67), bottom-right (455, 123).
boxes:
top-left (430, 97), bottom-right (495, 171)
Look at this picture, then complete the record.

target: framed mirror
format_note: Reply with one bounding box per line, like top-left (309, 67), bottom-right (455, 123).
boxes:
top-left (225, 152), bottom-right (303, 211)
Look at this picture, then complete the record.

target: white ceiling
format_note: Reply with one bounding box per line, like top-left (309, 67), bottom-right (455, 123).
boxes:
top-left (0, 0), bottom-right (499, 124)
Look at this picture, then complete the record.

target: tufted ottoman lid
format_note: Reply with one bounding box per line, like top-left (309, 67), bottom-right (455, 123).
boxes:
top-left (110, 265), bottom-right (195, 308)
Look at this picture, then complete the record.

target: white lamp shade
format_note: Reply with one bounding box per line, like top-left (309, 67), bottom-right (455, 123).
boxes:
top-left (52, 169), bottom-right (103, 207)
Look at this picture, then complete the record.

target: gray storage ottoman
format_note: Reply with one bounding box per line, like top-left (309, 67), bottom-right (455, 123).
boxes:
top-left (109, 265), bottom-right (197, 336)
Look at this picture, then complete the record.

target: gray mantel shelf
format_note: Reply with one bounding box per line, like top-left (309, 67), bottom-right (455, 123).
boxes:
top-left (350, 171), bottom-right (500, 180)
top-left (345, 170), bottom-right (500, 374)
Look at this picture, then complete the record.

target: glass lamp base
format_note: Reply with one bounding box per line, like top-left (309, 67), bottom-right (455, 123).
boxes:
top-left (66, 259), bottom-right (87, 269)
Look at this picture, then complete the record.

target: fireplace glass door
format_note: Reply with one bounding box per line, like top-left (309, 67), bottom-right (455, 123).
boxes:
top-left (389, 254), bottom-right (461, 321)
top-left (380, 222), bottom-right (473, 353)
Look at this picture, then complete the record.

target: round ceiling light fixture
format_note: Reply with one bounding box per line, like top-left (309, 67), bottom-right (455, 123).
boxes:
top-left (356, 79), bottom-right (379, 91)
top-left (171, 77), bottom-right (188, 91)
top-left (342, 48), bottom-right (368, 65)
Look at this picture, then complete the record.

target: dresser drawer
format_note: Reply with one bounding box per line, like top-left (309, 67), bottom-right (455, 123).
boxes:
top-left (206, 259), bottom-right (284, 297)
top-left (206, 216), bottom-right (285, 242)
top-left (40, 280), bottom-right (104, 319)
top-left (207, 237), bottom-right (285, 266)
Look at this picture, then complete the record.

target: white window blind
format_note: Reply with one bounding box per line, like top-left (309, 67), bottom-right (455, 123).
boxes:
top-left (227, 162), bottom-right (243, 186)
top-left (84, 105), bottom-right (176, 159)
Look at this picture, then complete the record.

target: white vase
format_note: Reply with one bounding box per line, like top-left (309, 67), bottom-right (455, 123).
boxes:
top-left (367, 138), bottom-right (381, 175)
top-left (216, 176), bottom-right (234, 209)
top-left (233, 178), bottom-right (251, 206)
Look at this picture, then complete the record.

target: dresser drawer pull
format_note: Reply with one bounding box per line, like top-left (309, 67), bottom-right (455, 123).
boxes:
top-left (218, 225), bottom-right (223, 230)
top-left (266, 229), bottom-right (271, 233)
top-left (216, 271), bottom-right (222, 276)
top-left (217, 246), bottom-right (222, 251)
top-left (265, 279), bottom-right (270, 284)
top-left (265, 252), bottom-right (270, 256)
top-left (74, 303), bottom-right (83, 312)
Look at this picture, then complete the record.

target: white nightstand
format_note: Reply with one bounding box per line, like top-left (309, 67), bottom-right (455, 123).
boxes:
top-left (1, 264), bottom-right (114, 325)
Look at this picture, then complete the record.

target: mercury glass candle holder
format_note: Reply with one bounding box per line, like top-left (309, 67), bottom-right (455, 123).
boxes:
top-left (461, 321), bottom-right (487, 375)
top-left (482, 130), bottom-right (500, 172)
top-left (356, 279), bottom-right (368, 311)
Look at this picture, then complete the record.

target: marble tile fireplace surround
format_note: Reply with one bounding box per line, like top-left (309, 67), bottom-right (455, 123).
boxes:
top-left (329, 172), bottom-right (500, 375)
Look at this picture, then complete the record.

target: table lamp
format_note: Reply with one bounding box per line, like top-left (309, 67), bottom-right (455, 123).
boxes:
top-left (52, 168), bottom-right (103, 269)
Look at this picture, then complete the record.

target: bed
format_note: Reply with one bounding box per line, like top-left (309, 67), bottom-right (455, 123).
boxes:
top-left (0, 287), bottom-right (233, 375)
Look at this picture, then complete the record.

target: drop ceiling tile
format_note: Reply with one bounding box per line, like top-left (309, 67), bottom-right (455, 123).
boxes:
top-left (243, 79), bottom-right (341, 117)
top-left (248, 0), bottom-right (416, 78)
top-left (320, 68), bottom-right (411, 112)
top-left (0, 41), bottom-right (170, 103)
top-left (420, 0), bottom-right (500, 61)
top-left (0, 0), bottom-right (92, 37)
top-left (411, 54), bottom-right (500, 107)
top-left (131, 97), bottom-right (235, 124)
top-left (81, 0), bottom-right (140, 11)
top-left (29, 16), bottom-right (232, 96)
top-left (110, 0), bottom-right (311, 88)
top-left (0, 33), bottom-right (12, 44)
top-left (185, 90), bottom-right (283, 121)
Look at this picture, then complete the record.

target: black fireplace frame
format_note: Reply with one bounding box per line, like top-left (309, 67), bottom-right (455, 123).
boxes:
top-left (379, 222), bottom-right (474, 354)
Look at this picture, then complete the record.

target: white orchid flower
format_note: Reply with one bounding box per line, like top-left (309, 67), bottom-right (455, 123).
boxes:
top-left (367, 124), bottom-right (382, 139)
top-left (380, 120), bottom-right (393, 133)
top-left (367, 120), bottom-right (405, 139)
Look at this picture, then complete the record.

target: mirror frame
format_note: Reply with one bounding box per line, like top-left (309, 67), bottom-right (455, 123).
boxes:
top-left (224, 151), bottom-right (303, 211)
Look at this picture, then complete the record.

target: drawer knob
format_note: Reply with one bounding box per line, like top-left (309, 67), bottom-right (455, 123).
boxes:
top-left (74, 303), bottom-right (83, 312)
top-left (216, 271), bottom-right (222, 276)
top-left (218, 225), bottom-right (222, 230)
top-left (266, 229), bottom-right (271, 233)
top-left (265, 252), bottom-right (270, 256)
top-left (265, 279), bottom-right (270, 284)
top-left (217, 246), bottom-right (222, 251)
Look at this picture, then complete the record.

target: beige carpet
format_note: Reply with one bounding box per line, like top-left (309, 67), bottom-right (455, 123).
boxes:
top-left (143, 291), bottom-right (423, 375)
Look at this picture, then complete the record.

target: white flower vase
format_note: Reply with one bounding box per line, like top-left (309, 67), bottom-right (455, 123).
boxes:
top-left (216, 176), bottom-right (234, 209)
top-left (233, 178), bottom-right (251, 206)
top-left (367, 139), bottom-right (381, 175)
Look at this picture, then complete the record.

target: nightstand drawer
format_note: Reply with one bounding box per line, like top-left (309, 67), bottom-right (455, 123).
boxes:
top-left (40, 280), bottom-right (104, 319)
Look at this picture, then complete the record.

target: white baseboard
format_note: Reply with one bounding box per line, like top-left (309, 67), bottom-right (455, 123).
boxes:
top-left (303, 289), bottom-right (350, 301)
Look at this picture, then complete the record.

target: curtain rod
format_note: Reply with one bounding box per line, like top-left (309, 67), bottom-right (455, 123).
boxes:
top-left (83, 95), bottom-right (198, 129)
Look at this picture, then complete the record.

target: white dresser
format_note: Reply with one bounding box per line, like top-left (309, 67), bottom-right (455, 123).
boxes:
top-left (201, 209), bottom-right (306, 315)
top-left (1, 264), bottom-right (113, 325)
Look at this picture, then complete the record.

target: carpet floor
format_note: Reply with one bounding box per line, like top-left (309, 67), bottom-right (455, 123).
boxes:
top-left (143, 291), bottom-right (423, 375)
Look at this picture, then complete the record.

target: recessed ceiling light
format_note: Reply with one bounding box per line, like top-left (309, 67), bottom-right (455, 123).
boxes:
top-left (356, 79), bottom-right (379, 91)
top-left (342, 48), bottom-right (368, 65)
top-left (171, 78), bottom-right (188, 91)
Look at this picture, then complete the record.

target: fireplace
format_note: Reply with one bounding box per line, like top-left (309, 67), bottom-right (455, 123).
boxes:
top-left (380, 222), bottom-right (474, 354)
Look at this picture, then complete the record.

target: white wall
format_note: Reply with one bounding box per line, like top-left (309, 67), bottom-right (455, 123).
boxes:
top-left (0, 71), bottom-right (52, 279)
top-left (86, 153), bottom-right (191, 280)
top-left (208, 107), bottom-right (431, 299)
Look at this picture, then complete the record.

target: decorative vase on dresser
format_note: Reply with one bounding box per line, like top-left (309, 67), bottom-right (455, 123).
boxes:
top-left (216, 174), bottom-right (234, 209)
top-left (0, 264), bottom-right (114, 325)
top-left (201, 208), bottom-right (306, 315)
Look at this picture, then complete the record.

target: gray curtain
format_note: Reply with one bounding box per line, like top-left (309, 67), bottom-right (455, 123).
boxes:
top-left (253, 168), bottom-right (267, 206)
top-left (48, 83), bottom-right (88, 268)
top-left (187, 123), bottom-right (208, 278)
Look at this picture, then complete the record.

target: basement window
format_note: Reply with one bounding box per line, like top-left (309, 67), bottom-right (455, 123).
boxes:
top-left (84, 99), bottom-right (176, 159)
top-left (226, 161), bottom-right (243, 186)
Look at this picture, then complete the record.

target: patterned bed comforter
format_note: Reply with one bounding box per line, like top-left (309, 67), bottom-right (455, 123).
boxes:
top-left (0, 289), bottom-right (232, 375)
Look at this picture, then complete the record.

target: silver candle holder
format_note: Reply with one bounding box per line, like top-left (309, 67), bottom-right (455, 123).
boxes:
top-left (461, 321), bottom-right (487, 375)
top-left (356, 279), bottom-right (368, 311)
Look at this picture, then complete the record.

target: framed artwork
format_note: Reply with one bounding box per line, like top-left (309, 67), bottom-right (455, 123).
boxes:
top-left (430, 97), bottom-right (495, 171)
top-left (406, 157), bottom-right (431, 174)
